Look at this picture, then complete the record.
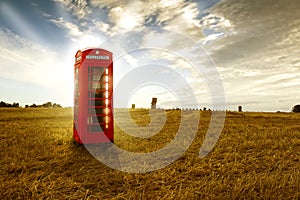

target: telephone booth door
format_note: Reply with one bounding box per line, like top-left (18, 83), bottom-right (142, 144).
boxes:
top-left (73, 48), bottom-right (113, 144)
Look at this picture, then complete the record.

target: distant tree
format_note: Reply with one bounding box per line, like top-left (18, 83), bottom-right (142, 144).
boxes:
top-left (30, 104), bottom-right (37, 108)
top-left (0, 101), bottom-right (21, 107)
top-left (6, 103), bottom-right (12, 107)
top-left (42, 102), bottom-right (52, 108)
top-left (292, 105), bottom-right (300, 113)
top-left (12, 102), bottom-right (19, 108)
top-left (25, 105), bottom-right (29, 108)
top-left (53, 103), bottom-right (62, 108)
top-left (0, 101), bottom-right (6, 107)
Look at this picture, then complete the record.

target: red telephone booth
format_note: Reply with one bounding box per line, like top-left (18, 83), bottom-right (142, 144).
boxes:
top-left (73, 48), bottom-right (113, 144)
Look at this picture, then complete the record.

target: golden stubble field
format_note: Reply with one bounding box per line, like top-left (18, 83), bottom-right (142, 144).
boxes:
top-left (0, 108), bottom-right (299, 199)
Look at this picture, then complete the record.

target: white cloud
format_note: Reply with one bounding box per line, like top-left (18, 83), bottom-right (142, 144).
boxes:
top-left (123, 54), bottom-right (138, 67)
top-left (90, 0), bottom-right (131, 9)
top-left (49, 17), bottom-right (105, 49)
top-left (89, 0), bottom-right (206, 40)
top-left (202, 32), bottom-right (224, 44)
top-left (200, 13), bottom-right (234, 30)
top-left (94, 20), bottom-right (110, 33)
top-left (162, 2), bottom-right (204, 40)
top-left (50, 17), bottom-right (84, 38)
top-left (52, 0), bottom-right (90, 19)
top-left (108, 6), bottom-right (145, 32)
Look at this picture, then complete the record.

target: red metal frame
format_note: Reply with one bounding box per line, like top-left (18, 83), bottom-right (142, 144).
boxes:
top-left (73, 48), bottom-right (113, 144)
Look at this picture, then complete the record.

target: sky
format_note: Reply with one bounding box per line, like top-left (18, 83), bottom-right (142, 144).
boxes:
top-left (0, 0), bottom-right (299, 111)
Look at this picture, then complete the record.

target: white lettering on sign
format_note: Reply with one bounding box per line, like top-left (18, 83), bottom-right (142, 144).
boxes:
top-left (86, 55), bottom-right (109, 60)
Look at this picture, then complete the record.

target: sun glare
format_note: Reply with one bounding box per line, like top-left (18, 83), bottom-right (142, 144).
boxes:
top-left (119, 13), bottom-right (139, 30)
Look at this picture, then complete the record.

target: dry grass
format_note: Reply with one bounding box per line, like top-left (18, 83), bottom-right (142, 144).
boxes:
top-left (0, 108), bottom-right (299, 199)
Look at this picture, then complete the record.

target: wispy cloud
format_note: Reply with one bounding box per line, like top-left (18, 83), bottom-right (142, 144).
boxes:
top-left (88, 0), bottom-right (209, 40)
top-left (52, 0), bottom-right (90, 19)
top-left (50, 17), bottom-right (85, 38)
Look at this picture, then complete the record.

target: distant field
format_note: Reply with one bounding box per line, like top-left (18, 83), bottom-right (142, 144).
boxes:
top-left (0, 108), bottom-right (299, 199)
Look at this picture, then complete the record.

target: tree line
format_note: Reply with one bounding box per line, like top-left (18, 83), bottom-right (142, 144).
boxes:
top-left (25, 102), bottom-right (62, 108)
top-left (0, 101), bottom-right (62, 108)
top-left (0, 101), bottom-right (19, 108)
